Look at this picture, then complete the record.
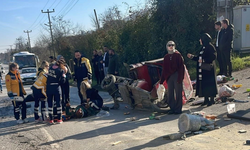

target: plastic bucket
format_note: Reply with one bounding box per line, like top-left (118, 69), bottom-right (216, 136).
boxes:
top-left (178, 113), bottom-right (202, 133)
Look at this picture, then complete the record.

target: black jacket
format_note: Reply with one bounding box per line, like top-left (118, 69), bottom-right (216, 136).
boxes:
top-left (46, 65), bottom-right (65, 94)
top-left (192, 43), bottom-right (218, 97)
top-left (91, 54), bottom-right (99, 71)
top-left (221, 24), bottom-right (234, 51)
top-left (73, 56), bottom-right (92, 81)
top-left (108, 54), bottom-right (119, 75)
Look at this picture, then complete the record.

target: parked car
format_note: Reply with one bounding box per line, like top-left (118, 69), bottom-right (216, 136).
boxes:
top-left (20, 67), bottom-right (37, 84)
top-left (101, 58), bottom-right (193, 113)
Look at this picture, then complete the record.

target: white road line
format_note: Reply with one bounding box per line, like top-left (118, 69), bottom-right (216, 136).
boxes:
top-left (40, 128), bottom-right (60, 149)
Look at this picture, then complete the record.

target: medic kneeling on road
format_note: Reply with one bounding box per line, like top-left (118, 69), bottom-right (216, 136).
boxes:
top-left (62, 80), bottom-right (104, 120)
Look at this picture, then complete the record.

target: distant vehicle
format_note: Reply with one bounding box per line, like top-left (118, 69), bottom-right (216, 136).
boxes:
top-left (20, 67), bottom-right (37, 84)
top-left (13, 51), bottom-right (39, 72)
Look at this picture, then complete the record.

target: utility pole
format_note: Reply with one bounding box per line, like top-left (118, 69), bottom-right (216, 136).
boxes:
top-left (23, 30), bottom-right (32, 52)
top-left (16, 38), bottom-right (21, 51)
top-left (94, 9), bottom-right (100, 29)
top-left (41, 9), bottom-right (55, 57)
top-left (8, 45), bottom-right (12, 62)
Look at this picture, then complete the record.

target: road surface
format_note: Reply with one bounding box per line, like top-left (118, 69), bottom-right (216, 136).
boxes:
top-left (0, 64), bottom-right (250, 150)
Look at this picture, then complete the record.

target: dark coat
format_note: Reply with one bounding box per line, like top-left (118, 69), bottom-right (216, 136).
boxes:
top-left (108, 54), bottom-right (119, 75)
top-left (97, 55), bottom-right (104, 72)
top-left (192, 43), bottom-right (218, 97)
top-left (91, 54), bottom-right (99, 71)
top-left (220, 24), bottom-right (234, 51)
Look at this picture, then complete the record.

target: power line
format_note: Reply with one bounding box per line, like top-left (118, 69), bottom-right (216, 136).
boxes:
top-left (28, 0), bottom-right (50, 29)
top-left (56, 0), bottom-right (74, 16)
top-left (61, 0), bottom-right (80, 17)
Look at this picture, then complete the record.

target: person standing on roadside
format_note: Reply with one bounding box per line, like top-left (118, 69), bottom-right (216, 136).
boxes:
top-left (73, 50), bottom-right (92, 104)
top-left (0, 70), bottom-right (2, 93)
top-left (187, 33), bottom-right (217, 107)
top-left (159, 41), bottom-right (185, 114)
top-left (103, 46), bottom-right (109, 76)
top-left (5, 63), bottom-right (29, 124)
top-left (108, 49), bottom-right (119, 76)
top-left (57, 55), bottom-right (72, 114)
top-left (32, 60), bottom-right (49, 123)
top-left (92, 50), bottom-right (101, 85)
top-left (98, 50), bottom-right (105, 82)
top-left (214, 21), bottom-right (224, 75)
top-left (46, 59), bottom-right (66, 124)
top-left (221, 19), bottom-right (234, 77)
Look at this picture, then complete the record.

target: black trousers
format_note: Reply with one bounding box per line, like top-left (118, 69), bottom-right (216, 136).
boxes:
top-left (61, 79), bottom-right (70, 111)
top-left (222, 50), bottom-right (232, 76)
top-left (33, 88), bottom-right (46, 120)
top-left (167, 72), bottom-right (183, 113)
top-left (12, 96), bottom-right (27, 120)
top-left (99, 70), bottom-right (104, 83)
top-left (47, 91), bottom-right (61, 121)
top-left (94, 69), bottom-right (101, 84)
top-left (216, 47), bottom-right (224, 74)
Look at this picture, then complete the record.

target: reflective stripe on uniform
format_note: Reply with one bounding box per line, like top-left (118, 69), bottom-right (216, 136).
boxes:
top-left (89, 101), bottom-right (99, 109)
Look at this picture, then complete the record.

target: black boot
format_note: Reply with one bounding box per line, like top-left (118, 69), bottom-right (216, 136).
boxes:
top-left (207, 97), bottom-right (213, 107)
top-left (210, 97), bottom-right (215, 104)
top-left (201, 97), bottom-right (209, 106)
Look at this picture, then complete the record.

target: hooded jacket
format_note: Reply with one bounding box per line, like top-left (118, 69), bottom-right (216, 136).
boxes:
top-left (221, 24), bottom-right (234, 51)
top-left (5, 70), bottom-right (26, 97)
top-left (73, 56), bottom-right (92, 81)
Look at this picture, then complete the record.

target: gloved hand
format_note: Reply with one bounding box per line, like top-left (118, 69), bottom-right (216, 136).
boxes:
top-left (8, 92), bottom-right (14, 98)
top-left (88, 79), bottom-right (92, 85)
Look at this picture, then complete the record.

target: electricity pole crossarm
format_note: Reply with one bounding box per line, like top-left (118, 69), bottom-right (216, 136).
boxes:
top-left (23, 30), bottom-right (32, 52)
top-left (41, 9), bottom-right (55, 57)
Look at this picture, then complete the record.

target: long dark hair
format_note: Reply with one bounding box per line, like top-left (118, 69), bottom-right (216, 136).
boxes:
top-left (201, 33), bottom-right (212, 47)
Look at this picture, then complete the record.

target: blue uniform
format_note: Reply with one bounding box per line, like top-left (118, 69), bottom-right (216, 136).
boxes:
top-left (46, 64), bottom-right (65, 121)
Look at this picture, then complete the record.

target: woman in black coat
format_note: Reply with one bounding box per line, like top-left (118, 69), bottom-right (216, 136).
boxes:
top-left (187, 33), bottom-right (218, 106)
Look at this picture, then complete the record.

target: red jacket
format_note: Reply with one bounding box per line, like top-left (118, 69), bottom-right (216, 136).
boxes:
top-left (160, 51), bottom-right (184, 84)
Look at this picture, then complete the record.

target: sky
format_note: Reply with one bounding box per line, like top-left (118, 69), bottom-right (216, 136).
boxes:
top-left (0, 0), bottom-right (145, 53)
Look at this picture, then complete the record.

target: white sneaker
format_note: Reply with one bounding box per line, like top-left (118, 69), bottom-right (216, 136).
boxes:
top-left (23, 118), bottom-right (29, 123)
top-left (17, 119), bottom-right (24, 124)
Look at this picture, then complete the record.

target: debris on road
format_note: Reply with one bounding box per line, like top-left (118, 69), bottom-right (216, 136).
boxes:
top-left (224, 118), bottom-right (232, 121)
top-left (124, 112), bottom-right (130, 115)
top-left (238, 130), bottom-right (247, 133)
top-left (130, 117), bottom-right (136, 121)
top-left (231, 84), bottom-right (242, 89)
top-left (233, 100), bottom-right (249, 103)
top-left (191, 99), bottom-right (204, 106)
top-left (149, 113), bottom-right (155, 120)
top-left (193, 131), bottom-right (203, 135)
top-left (205, 115), bottom-right (217, 120)
top-left (246, 140), bottom-right (250, 145)
top-left (112, 141), bottom-right (121, 146)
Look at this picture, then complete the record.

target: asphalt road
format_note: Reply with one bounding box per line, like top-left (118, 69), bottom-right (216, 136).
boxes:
top-left (1, 64), bottom-right (250, 150)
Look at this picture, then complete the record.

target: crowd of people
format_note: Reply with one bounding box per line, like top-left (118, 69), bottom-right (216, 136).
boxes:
top-left (4, 19), bottom-right (234, 123)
